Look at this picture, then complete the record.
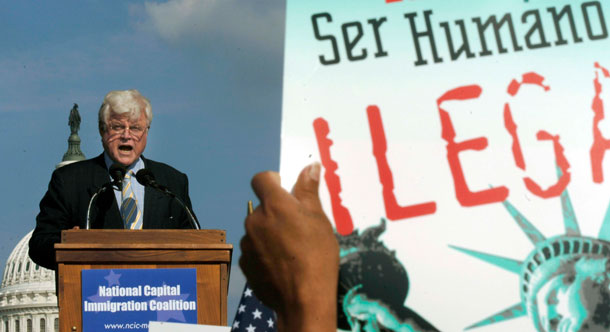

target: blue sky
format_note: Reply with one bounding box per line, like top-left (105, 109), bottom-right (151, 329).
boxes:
top-left (0, 0), bottom-right (285, 318)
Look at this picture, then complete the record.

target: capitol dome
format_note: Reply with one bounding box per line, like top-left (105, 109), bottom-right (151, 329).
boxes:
top-left (0, 231), bottom-right (58, 332)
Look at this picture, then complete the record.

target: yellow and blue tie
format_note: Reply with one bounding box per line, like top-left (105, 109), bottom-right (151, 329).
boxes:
top-left (121, 171), bottom-right (142, 229)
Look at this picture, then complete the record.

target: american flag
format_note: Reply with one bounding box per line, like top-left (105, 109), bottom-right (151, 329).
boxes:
top-left (231, 283), bottom-right (277, 332)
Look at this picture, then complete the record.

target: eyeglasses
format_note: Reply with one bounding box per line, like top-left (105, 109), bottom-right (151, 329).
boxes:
top-left (106, 123), bottom-right (148, 138)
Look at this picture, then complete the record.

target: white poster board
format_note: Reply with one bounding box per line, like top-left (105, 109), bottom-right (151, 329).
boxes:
top-left (148, 322), bottom-right (229, 332)
top-left (280, 0), bottom-right (610, 331)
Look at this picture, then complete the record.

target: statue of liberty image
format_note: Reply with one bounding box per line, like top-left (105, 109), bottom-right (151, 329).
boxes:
top-left (336, 166), bottom-right (610, 331)
top-left (336, 219), bottom-right (438, 332)
top-left (452, 166), bottom-right (610, 332)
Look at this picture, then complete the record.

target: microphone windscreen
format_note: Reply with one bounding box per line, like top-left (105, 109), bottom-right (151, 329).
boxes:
top-left (135, 169), bottom-right (155, 186)
top-left (109, 164), bottom-right (126, 182)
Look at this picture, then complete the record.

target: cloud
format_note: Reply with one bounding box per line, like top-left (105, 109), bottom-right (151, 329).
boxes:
top-left (143, 0), bottom-right (216, 41)
top-left (141, 0), bottom-right (285, 59)
top-left (136, 0), bottom-right (286, 112)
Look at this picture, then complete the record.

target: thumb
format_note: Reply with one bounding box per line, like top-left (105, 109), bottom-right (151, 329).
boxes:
top-left (291, 163), bottom-right (323, 211)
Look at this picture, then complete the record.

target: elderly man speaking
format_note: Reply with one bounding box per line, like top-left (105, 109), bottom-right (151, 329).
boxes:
top-left (29, 89), bottom-right (197, 270)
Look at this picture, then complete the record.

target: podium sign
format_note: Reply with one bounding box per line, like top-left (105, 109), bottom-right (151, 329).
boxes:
top-left (81, 268), bottom-right (197, 332)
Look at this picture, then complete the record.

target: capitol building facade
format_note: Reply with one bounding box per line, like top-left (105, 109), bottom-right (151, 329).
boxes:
top-left (0, 231), bottom-right (59, 332)
top-left (0, 104), bottom-right (87, 332)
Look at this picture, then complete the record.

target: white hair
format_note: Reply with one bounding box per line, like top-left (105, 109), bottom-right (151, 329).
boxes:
top-left (98, 89), bottom-right (152, 132)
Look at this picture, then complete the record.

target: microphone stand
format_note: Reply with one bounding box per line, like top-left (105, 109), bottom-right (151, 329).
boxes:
top-left (135, 169), bottom-right (201, 230)
top-left (86, 164), bottom-right (125, 229)
top-left (166, 191), bottom-right (201, 230)
top-left (86, 183), bottom-right (114, 230)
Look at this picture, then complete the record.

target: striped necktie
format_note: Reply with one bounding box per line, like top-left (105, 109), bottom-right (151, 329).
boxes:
top-left (121, 170), bottom-right (142, 229)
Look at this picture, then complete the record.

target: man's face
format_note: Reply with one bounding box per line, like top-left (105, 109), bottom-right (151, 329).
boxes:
top-left (536, 262), bottom-right (610, 332)
top-left (101, 111), bottom-right (148, 166)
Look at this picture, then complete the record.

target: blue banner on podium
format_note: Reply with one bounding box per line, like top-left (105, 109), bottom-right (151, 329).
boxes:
top-left (82, 268), bottom-right (197, 332)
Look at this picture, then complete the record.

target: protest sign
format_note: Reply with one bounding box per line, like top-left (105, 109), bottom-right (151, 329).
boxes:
top-left (280, 1), bottom-right (610, 331)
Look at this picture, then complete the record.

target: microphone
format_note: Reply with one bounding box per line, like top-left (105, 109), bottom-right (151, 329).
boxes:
top-left (86, 164), bottom-right (126, 230)
top-left (109, 164), bottom-right (126, 191)
top-left (135, 169), bottom-right (201, 230)
top-left (135, 169), bottom-right (169, 193)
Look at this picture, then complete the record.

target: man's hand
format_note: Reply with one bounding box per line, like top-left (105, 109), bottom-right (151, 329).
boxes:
top-left (239, 163), bottom-right (339, 332)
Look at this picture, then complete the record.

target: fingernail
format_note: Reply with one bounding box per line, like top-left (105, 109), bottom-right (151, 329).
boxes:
top-left (309, 162), bottom-right (321, 182)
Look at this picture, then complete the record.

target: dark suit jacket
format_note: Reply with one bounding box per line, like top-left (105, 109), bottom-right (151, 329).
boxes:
top-left (29, 154), bottom-right (197, 270)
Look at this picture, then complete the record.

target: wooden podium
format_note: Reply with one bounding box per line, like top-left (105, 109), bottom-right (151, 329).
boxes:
top-left (55, 229), bottom-right (232, 332)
